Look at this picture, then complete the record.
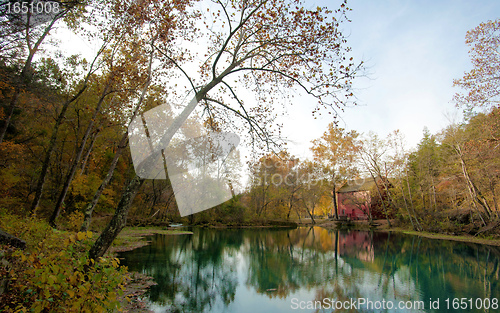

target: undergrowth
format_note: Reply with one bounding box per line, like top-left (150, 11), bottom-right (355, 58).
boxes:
top-left (0, 212), bottom-right (129, 312)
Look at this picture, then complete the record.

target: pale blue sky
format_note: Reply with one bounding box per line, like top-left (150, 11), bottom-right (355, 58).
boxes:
top-left (282, 0), bottom-right (500, 158)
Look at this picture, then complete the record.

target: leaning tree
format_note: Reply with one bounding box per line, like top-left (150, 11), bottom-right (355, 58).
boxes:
top-left (89, 0), bottom-right (363, 260)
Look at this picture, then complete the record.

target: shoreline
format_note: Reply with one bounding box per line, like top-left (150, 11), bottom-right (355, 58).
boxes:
top-left (112, 227), bottom-right (192, 313)
top-left (310, 218), bottom-right (500, 247)
top-left (386, 228), bottom-right (500, 247)
top-left (110, 227), bottom-right (193, 254)
top-left (113, 222), bottom-right (500, 254)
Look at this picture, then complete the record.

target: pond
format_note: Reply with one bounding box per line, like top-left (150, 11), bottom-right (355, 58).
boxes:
top-left (119, 227), bottom-right (499, 312)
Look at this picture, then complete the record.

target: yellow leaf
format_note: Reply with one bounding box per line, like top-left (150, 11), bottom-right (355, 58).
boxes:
top-left (69, 274), bottom-right (77, 285)
top-left (76, 232), bottom-right (86, 241)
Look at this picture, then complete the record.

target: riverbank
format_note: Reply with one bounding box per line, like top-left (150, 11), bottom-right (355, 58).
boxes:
top-left (110, 226), bottom-right (192, 254)
top-left (116, 219), bottom-right (500, 251)
top-left (296, 218), bottom-right (500, 247)
top-left (392, 229), bottom-right (500, 246)
top-left (177, 217), bottom-right (500, 246)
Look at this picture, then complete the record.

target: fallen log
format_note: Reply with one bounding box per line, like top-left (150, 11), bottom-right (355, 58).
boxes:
top-left (0, 228), bottom-right (26, 249)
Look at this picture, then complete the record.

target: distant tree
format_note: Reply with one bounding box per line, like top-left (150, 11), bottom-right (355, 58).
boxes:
top-left (367, 177), bottom-right (394, 220)
top-left (407, 129), bottom-right (441, 212)
top-left (247, 151), bottom-right (296, 219)
top-left (297, 160), bottom-right (327, 224)
top-left (310, 124), bottom-right (359, 220)
top-left (453, 19), bottom-right (500, 111)
top-left (439, 111), bottom-right (500, 223)
top-left (464, 109), bottom-right (500, 218)
top-left (248, 153), bottom-right (278, 218)
top-left (386, 130), bottom-right (421, 230)
top-left (358, 132), bottom-right (393, 226)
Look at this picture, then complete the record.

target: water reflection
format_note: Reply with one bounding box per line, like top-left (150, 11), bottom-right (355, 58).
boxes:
top-left (119, 228), bottom-right (500, 312)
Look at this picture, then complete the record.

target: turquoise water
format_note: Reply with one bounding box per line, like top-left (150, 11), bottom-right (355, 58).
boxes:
top-left (119, 227), bottom-right (499, 312)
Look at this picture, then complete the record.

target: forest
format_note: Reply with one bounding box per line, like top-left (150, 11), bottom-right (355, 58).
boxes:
top-left (0, 0), bottom-right (499, 312)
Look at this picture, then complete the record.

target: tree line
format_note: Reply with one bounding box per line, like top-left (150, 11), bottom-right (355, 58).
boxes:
top-left (240, 19), bottom-right (500, 235)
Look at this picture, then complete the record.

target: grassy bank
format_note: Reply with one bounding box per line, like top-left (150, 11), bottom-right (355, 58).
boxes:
top-left (110, 227), bottom-right (192, 254)
top-left (369, 219), bottom-right (500, 246)
top-left (394, 229), bottom-right (500, 246)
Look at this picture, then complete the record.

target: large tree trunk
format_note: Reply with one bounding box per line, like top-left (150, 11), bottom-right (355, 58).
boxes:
top-left (88, 176), bottom-right (144, 260)
top-left (88, 47), bottom-right (244, 260)
top-left (456, 145), bottom-right (492, 219)
top-left (88, 89), bottom-right (199, 259)
top-left (332, 172), bottom-right (338, 220)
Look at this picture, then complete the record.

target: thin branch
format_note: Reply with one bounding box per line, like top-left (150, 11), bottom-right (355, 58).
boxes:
top-left (211, 0), bottom-right (267, 80)
top-left (217, 0), bottom-right (233, 33)
top-left (154, 44), bottom-right (197, 93)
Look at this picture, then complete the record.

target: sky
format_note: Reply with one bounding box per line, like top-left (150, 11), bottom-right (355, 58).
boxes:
top-left (281, 0), bottom-right (500, 159)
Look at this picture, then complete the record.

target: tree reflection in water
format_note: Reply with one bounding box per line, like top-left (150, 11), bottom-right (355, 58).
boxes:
top-left (120, 227), bottom-right (500, 313)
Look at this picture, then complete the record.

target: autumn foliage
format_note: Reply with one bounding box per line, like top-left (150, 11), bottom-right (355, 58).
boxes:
top-left (454, 19), bottom-right (500, 110)
top-left (1, 5), bottom-right (500, 312)
top-left (0, 213), bottom-right (127, 312)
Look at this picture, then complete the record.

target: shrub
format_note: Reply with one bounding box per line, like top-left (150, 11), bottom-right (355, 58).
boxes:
top-left (0, 213), bottom-right (128, 313)
top-left (61, 211), bottom-right (84, 232)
